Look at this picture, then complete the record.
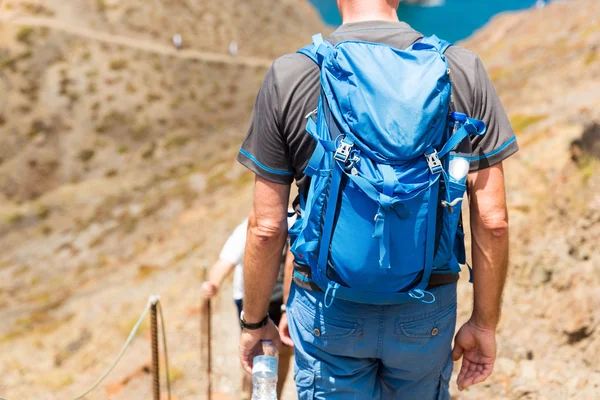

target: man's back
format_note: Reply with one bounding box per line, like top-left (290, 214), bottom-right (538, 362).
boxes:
top-left (238, 20), bottom-right (517, 292)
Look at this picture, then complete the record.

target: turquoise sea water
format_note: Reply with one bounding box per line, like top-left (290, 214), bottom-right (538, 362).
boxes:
top-left (308, 0), bottom-right (544, 42)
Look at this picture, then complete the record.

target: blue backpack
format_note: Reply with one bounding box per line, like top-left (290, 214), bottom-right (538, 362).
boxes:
top-left (289, 34), bottom-right (486, 306)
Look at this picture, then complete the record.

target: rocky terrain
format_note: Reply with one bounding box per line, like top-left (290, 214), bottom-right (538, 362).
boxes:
top-left (0, 0), bottom-right (320, 398)
top-left (457, 2), bottom-right (600, 398)
top-left (0, 0), bottom-right (599, 399)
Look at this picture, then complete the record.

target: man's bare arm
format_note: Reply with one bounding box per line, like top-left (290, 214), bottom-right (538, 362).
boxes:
top-left (468, 163), bottom-right (509, 329)
top-left (242, 176), bottom-right (291, 323)
top-left (453, 162), bottom-right (509, 391)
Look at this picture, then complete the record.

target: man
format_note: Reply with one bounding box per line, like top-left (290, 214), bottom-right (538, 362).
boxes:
top-left (201, 213), bottom-right (295, 398)
top-left (237, 0), bottom-right (518, 398)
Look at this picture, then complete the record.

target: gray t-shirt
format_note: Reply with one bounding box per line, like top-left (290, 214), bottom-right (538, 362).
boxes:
top-left (237, 20), bottom-right (518, 288)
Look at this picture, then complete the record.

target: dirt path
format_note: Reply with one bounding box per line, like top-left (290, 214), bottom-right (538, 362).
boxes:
top-left (0, 14), bottom-right (273, 69)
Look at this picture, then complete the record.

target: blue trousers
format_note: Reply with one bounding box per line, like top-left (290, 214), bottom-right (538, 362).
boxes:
top-left (287, 281), bottom-right (457, 399)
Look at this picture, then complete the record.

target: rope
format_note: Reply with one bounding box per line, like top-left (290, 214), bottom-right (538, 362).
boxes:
top-left (0, 295), bottom-right (169, 400)
top-left (157, 301), bottom-right (172, 400)
top-left (72, 297), bottom-right (153, 400)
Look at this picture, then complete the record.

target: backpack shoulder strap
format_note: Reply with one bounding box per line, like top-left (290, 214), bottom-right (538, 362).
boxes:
top-left (297, 33), bottom-right (334, 68)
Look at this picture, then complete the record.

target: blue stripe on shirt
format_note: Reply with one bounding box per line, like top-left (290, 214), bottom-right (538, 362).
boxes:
top-left (238, 148), bottom-right (294, 176)
top-left (468, 136), bottom-right (517, 161)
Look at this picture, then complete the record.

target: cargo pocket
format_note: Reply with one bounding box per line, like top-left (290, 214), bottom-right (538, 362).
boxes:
top-left (395, 304), bottom-right (457, 372)
top-left (437, 355), bottom-right (453, 400)
top-left (294, 367), bottom-right (315, 400)
top-left (290, 298), bottom-right (363, 356)
top-left (434, 180), bottom-right (467, 268)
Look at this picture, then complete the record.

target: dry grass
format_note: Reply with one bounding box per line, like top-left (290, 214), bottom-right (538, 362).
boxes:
top-left (146, 92), bottom-right (162, 103)
top-left (5, 213), bottom-right (24, 225)
top-left (125, 81), bottom-right (137, 93)
top-left (584, 51), bottom-right (598, 65)
top-left (510, 114), bottom-right (547, 134)
top-left (164, 135), bottom-right (190, 149)
top-left (109, 58), bottom-right (128, 71)
top-left (37, 205), bottom-right (51, 220)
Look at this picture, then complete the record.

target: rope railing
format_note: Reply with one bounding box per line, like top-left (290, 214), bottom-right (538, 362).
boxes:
top-left (0, 294), bottom-right (172, 400)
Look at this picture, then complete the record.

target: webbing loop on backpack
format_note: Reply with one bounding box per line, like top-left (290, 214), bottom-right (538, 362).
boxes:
top-left (297, 33), bottom-right (333, 68)
top-left (324, 281), bottom-right (340, 308)
top-left (312, 33), bottom-right (324, 48)
top-left (409, 289), bottom-right (436, 304)
top-left (438, 117), bottom-right (486, 159)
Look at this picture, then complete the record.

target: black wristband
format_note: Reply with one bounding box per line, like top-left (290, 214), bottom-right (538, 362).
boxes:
top-left (240, 311), bottom-right (269, 330)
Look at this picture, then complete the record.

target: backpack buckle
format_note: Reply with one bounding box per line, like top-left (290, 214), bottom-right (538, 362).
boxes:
top-left (334, 141), bottom-right (354, 163)
top-left (425, 151), bottom-right (442, 174)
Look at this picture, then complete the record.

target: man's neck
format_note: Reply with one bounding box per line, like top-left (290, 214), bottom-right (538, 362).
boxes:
top-left (339, 3), bottom-right (399, 24)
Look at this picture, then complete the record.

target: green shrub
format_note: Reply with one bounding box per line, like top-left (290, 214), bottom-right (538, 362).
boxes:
top-left (109, 59), bottom-right (128, 71)
top-left (6, 213), bottom-right (24, 224)
top-left (16, 27), bottom-right (34, 44)
top-left (78, 149), bottom-right (95, 162)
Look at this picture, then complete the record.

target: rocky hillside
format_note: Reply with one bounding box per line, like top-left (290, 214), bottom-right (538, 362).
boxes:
top-left (0, 0), bottom-right (599, 399)
top-left (456, 1), bottom-right (600, 398)
top-left (0, 0), bottom-right (320, 398)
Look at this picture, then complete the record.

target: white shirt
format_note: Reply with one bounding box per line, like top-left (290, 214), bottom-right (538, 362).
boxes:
top-left (219, 212), bottom-right (296, 300)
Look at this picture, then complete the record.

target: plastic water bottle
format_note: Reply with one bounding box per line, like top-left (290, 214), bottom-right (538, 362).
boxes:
top-left (448, 112), bottom-right (470, 184)
top-left (252, 340), bottom-right (278, 400)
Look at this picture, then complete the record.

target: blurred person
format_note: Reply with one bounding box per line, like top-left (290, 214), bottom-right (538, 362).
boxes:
top-left (229, 41), bottom-right (239, 56)
top-left (237, 0), bottom-right (518, 398)
top-left (201, 211), bottom-right (296, 399)
top-left (172, 34), bottom-right (183, 50)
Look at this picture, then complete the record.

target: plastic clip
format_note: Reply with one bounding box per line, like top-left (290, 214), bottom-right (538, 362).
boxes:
top-left (425, 151), bottom-right (442, 174)
top-left (334, 141), bottom-right (354, 163)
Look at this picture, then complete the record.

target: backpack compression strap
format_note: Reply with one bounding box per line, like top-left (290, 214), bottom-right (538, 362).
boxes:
top-left (297, 33), bottom-right (333, 68)
top-left (413, 34), bottom-right (452, 54)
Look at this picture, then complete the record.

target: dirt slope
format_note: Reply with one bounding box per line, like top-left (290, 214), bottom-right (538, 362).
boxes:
top-left (0, 0), bottom-right (320, 398)
top-left (454, 1), bottom-right (600, 398)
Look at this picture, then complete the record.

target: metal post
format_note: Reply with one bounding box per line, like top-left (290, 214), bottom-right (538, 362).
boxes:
top-left (150, 298), bottom-right (160, 400)
top-left (206, 298), bottom-right (212, 400)
top-left (201, 263), bottom-right (212, 400)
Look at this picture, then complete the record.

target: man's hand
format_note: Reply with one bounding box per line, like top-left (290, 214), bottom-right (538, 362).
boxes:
top-left (239, 318), bottom-right (282, 375)
top-left (201, 281), bottom-right (218, 299)
top-left (452, 319), bottom-right (497, 391)
top-left (278, 312), bottom-right (294, 348)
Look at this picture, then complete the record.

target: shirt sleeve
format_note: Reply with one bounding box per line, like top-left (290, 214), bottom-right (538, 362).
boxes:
top-left (237, 66), bottom-right (295, 184)
top-left (219, 220), bottom-right (248, 266)
top-left (468, 56), bottom-right (519, 171)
